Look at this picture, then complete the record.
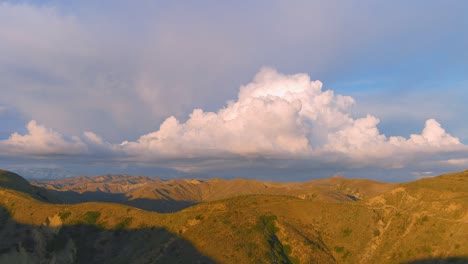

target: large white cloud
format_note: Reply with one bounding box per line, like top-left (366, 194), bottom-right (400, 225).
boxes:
top-left (0, 69), bottom-right (466, 174)
top-left (2, 1), bottom-right (467, 146)
top-left (0, 120), bottom-right (86, 155)
top-left (115, 68), bottom-right (465, 168)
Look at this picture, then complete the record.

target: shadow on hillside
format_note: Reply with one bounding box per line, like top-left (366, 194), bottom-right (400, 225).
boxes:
top-left (404, 258), bottom-right (468, 264)
top-left (0, 205), bottom-right (215, 264)
top-left (0, 170), bottom-right (198, 213)
top-left (43, 188), bottom-right (199, 213)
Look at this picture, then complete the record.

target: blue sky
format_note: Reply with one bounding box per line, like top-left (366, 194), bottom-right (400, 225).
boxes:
top-left (0, 1), bottom-right (467, 181)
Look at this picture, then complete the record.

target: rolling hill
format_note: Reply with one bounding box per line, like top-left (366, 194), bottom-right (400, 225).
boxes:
top-left (0, 169), bottom-right (467, 263)
top-left (31, 174), bottom-right (395, 212)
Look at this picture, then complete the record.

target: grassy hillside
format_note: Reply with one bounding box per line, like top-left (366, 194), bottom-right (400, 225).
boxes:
top-left (0, 170), bottom-right (61, 203)
top-left (0, 170), bottom-right (467, 263)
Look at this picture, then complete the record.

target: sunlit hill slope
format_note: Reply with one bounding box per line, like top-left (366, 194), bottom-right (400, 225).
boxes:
top-left (0, 169), bottom-right (467, 263)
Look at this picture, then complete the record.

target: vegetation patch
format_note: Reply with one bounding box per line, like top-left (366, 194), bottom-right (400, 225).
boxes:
top-left (115, 217), bottom-right (133, 229)
top-left (341, 227), bottom-right (352, 237)
top-left (59, 211), bottom-right (71, 221)
top-left (256, 215), bottom-right (279, 234)
top-left (418, 215), bottom-right (429, 225)
top-left (83, 211), bottom-right (101, 224)
top-left (373, 229), bottom-right (380, 237)
top-left (256, 215), bottom-right (297, 264)
top-left (334, 246), bottom-right (345, 253)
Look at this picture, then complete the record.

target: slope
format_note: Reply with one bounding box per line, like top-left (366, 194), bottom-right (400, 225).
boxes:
top-left (1, 170), bottom-right (467, 263)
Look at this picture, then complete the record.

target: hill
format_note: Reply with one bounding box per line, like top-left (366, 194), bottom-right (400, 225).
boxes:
top-left (0, 170), bottom-right (467, 263)
top-left (0, 170), bottom-right (60, 203)
top-left (32, 174), bottom-right (395, 212)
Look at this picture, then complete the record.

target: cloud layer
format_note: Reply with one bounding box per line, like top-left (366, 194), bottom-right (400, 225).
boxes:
top-left (1, 1), bottom-right (467, 145)
top-left (1, 68), bottom-right (465, 175)
top-left (1, 2), bottom-right (467, 179)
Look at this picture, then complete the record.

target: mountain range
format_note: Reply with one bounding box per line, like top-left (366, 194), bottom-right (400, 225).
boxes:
top-left (0, 169), bottom-right (467, 263)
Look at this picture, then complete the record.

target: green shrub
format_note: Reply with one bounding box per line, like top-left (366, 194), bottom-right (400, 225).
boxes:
top-left (257, 215), bottom-right (279, 234)
top-left (342, 228), bottom-right (352, 237)
top-left (59, 211), bottom-right (71, 221)
top-left (420, 215), bottom-right (429, 224)
top-left (334, 246), bottom-right (345, 253)
top-left (115, 217), bottom-right (133, 229)
top-left (283, 245), bottom-right (292, 255)
top-left (83, 211), bottom-right (101, 224)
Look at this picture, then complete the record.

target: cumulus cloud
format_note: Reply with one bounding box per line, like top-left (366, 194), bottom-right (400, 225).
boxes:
top-left (1, 68), bottom-right (466, 175)
top-left (407, 119), bottom-right (461, 147)
top-left (119, 68), bottom-right (352, 158)
top-left (1, 1), bottom-right (467, 151)
top-left (326, 117), bottom-right (462, 155)
top-left (122, 70), bottom-right (310, 158)
top-left (116, 68), bottom-right (465, 170)
top-left (0, 120), bottom-right (86, 155)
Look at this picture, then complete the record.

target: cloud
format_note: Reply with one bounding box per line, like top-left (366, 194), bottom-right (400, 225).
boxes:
top-left (2, 1), bottom-right (467, 147)
top-left (121, 68), bottom-right (315, 158)
top-left (0, 2), bottom-right (190, 142)
top-left (0, 68), bottom-right (466, 177)
top-left (439, 158), bottom-right (468, 166)
top-left (326, 117), bottom-right (463, 156)
top-left (118, 68), bottom-right (358, 159)
top-left (409, 119), bottom-right (461, 147)
top-left (0, 120), bottom-right (86, 156)
top-left (116, 68), bottom-right (466, 170)
top-left (83, 131), bottom-right (104, 145)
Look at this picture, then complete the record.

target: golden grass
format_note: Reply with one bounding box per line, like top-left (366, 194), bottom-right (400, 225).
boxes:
top-left (0, 170), bottom-right (467, 263)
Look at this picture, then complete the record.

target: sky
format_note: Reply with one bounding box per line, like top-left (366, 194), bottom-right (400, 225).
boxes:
top-left (0, 0), bottom-right (467, 181)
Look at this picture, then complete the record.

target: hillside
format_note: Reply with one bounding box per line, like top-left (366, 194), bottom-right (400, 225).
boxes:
top-left (0, 170), bottom-right (60, 203)
top-left (32, 174), bottom-right (395, 212)
top-left (0, 170), bottom-right (467, 263)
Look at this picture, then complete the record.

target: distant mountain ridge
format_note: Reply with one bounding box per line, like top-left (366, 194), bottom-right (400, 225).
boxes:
top-left (3, 167), bottom-right (77, 180)
top-left (31, 173), bottom-right (395, 212)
